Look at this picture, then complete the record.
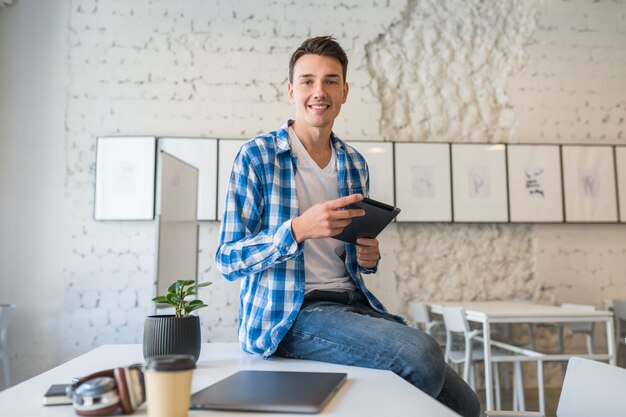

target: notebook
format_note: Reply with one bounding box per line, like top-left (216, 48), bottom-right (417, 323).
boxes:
top-left (190, 370), bottom-right (347, 414)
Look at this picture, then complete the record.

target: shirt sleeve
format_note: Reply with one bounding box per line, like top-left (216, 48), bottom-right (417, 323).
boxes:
top-left (215, 147), bottom-right (303, 281)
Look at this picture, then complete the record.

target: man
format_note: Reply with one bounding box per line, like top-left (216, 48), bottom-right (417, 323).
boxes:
top-left (216, 36), bottom-right (480, 417)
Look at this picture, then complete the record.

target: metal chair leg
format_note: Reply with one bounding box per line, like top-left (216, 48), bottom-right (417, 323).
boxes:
top-left (585, 334), bottom-right (594, 355)
top-left (494, 362), bottom-right (501, 410)
top-left (514, 362), bottom-right (526, 411)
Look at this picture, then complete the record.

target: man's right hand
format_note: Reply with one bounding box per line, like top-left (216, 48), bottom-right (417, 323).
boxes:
top-left (291, 194), bottom-right (365, 243)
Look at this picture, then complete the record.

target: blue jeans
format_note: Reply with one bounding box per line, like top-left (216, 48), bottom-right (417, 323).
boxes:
top-left (275, 290), bottom-right (481, 417)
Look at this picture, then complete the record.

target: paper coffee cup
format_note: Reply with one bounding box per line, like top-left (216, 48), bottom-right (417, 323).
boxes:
top-left (144, 355), bottom-right (196, 417)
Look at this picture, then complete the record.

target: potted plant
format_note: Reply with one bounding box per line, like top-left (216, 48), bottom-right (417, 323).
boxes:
top-left (143, 279), bottom-right (211, 364)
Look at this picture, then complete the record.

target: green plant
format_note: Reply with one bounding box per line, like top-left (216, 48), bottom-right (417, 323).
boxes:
top-left (152, 279), bottom-right (212, 318)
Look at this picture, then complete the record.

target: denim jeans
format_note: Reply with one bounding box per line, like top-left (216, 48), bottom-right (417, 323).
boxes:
top-left (275, 290), bottom-right (481, 417)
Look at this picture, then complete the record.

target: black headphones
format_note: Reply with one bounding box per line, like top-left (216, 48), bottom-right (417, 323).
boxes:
top-left (66, 364), bottom-right (145, 416)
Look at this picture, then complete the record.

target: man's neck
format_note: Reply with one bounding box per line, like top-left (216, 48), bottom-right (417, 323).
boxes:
top-left (291, 121), bottom-right (333, 168)
top-left (291, 121), bottom-right (332, 152)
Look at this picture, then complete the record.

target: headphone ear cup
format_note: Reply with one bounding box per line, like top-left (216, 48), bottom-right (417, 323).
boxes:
top-left (72, 375), bottom-right (120, 417)
top-left (113, 368), bottom-right (133, 414)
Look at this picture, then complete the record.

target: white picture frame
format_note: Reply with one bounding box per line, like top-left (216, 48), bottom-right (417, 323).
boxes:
top-left (507, 145), bottom-right (564, 223)
top-left (94, 136), bottom-right (156, 220)
top-left (349, 141), bottom-right (394, 205)
top-left (394, 143), bottom-right (452, 222)
top-left (157, 138), bottom-right (218, 221)
top-left (562, 146), bottom-right (618, 222)
top-left (617, 147), bottom-right (626, 223)
top-left (451, 144), bottom-right (508, 222)
top-left (217, 139), bottom-right (246, 221)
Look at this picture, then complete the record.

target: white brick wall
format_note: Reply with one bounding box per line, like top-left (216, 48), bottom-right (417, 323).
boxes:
top-left (1, 0), bottom-right (625, 389)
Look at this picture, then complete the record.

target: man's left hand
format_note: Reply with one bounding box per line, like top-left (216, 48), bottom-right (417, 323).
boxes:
top-left (356, 238), bottom-right (380, 269)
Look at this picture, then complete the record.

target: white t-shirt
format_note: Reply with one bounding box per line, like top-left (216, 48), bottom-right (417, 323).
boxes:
top-left (288, 127), bottom-right (355, 294)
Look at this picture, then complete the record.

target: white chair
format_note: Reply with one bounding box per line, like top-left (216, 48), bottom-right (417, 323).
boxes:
top-left (485, 356), bottom-right (626, 417)
top-left (557, 303), bottom-right (596, 355)
top-left (0, 304), bottom-right (16, 389)
top-left (408, 301), bottom-right (445, 346)
top-left (441, 306), bottom-right (525, 411)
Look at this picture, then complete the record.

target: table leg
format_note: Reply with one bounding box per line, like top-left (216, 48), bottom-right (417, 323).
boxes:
top-left (483, 320), bottom-right (493, 410)
top-left (606, 317), bottom-right (616, 366)
top-left (537, 360), bottom-right (545, 414)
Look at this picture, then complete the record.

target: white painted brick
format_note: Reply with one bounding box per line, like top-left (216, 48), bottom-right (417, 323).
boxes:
top-left (10, 0), bottom-right (625, 389)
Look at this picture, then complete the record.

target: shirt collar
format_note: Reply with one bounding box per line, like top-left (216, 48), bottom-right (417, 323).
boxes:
top-left (276, 120), bottom-right (347, 154)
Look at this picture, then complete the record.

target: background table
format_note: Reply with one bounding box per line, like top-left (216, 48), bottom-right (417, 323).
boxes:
top-left (0, 343), bottom-right (460, 417)
top-left (428, 301), bottom-right (616, 413)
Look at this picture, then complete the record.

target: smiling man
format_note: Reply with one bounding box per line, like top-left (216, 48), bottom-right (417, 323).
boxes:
top-left (216, 36), bottom-right (480, 417)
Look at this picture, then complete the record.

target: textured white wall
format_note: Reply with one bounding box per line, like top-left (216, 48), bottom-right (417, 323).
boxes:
top-left (0, 0), bottom-right (625, 389)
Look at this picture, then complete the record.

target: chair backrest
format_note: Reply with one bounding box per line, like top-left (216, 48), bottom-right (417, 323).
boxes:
top-left (441, 306), bottom-right (470, 334)
top-left (560, 303), bottom-right (595, 332)
top-left (408, 301), bottom-right (430, 328)
top-left (0, 304), bottom-right (16, 332)
top-left (557, 357), bottom-right (626, 417)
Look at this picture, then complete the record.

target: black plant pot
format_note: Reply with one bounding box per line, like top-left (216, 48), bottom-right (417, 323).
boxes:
top-left (143, 315), bottom-right (201, 364)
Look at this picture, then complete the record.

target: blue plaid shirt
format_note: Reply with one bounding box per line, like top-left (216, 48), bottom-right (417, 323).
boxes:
top-left (216, 121), bottom-right (400, 357)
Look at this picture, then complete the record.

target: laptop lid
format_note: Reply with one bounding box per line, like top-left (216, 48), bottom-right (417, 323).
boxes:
top-left (190, 370), bottom-right (347, 414)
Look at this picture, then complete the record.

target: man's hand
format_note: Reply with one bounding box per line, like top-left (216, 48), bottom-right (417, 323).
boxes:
top-left (291, 194), bottom-right (365, 243)
top-left (356, 238), bottom-right (380, 269)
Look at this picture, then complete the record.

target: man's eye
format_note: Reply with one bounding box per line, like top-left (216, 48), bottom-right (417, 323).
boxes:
top-left (326, 80), bottom-right (338, 85)
top-left (302, 80), bottom-right (312, 85)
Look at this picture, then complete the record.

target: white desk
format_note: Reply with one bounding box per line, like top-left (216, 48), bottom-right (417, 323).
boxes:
top-left (428, 301), bottom-right (616, 413)
top-left (0, 343), bottom-right (460, 417)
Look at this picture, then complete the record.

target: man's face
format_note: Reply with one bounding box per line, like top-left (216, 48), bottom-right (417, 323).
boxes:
top-left (288, 54), bottom-right (348, 131)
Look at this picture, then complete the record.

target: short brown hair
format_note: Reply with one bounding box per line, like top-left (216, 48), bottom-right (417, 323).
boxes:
top-left (288, 36), bottom-right (348, 84)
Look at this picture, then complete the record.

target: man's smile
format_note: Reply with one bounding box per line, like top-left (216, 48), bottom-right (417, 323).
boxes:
top-left (308, 103), bottom-right (330, 111)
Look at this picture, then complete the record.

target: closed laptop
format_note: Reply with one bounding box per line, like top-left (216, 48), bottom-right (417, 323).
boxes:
top-left (190, 370), bottom-right (347, 414)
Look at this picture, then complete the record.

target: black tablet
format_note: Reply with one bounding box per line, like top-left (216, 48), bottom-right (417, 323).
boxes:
top-left (333, 197), bottom-right (400, 244)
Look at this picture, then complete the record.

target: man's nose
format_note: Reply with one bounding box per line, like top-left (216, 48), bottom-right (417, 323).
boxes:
top-left (313, 82), bottom-right (327, 98)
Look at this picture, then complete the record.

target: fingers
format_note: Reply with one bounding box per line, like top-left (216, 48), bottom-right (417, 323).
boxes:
top-left (328, 193), bottom-right (363, 209)
top-left (356, 238), bottom-right (379, 267)
top-left (357, 252), bottom-right (379, 261)
top-left (331, 218), bottom-right (352, 228)
top-left (356, 238), bottom-right (379, 253)
top-left (357, 246), bottom-right (378, 258)
top-left (333, 208), bottom-right (365, 219)
top-left (357, 251), bottom-right (379, 268)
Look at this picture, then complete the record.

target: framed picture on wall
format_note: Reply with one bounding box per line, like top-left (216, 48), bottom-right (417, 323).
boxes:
top-left (158, 138), bottom-right (218, 221)
top-left (451, 144), bottom-right (508, 222)
top-left (617, 146), bottom-right (626, 223)
top-left (217, 139), bottom-right (246, 221)
top-left (394, 143), bottom-right (452, 222)
top-left (349, 141), bottom-right (395, 205)
top-left (562, 145), bottom-right (618, 223)
top-left (507, 145), bottom-right (564, 222)
top-left (94, 136), bottom-right (156, 220)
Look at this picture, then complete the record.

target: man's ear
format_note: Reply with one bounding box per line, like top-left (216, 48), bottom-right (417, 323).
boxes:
top-left (342, 82), bottom-right (349, 104)
top-left (288, 82), bottom-right (294, 103)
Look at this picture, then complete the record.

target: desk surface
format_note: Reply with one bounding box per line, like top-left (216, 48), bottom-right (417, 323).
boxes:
top-left (428, 301), bottom-right (613, 323)
top-left (0, 343), bottom-right (460, 417)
